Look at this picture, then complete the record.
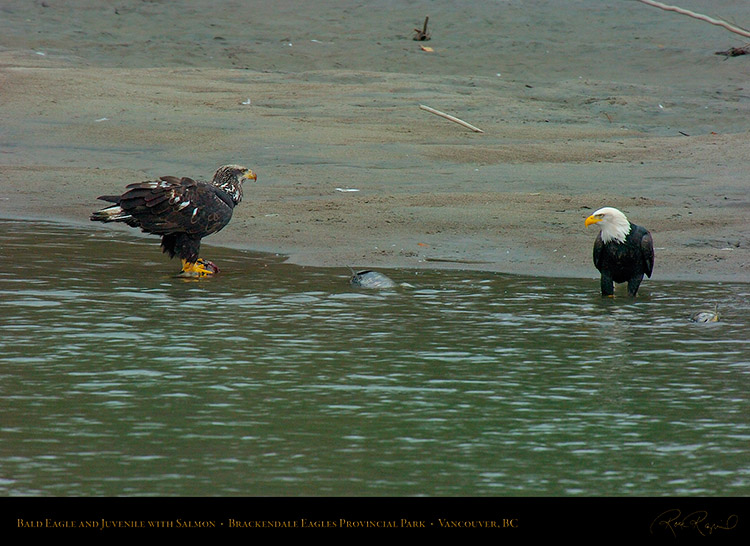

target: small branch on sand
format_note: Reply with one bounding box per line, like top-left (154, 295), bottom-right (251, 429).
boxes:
top-left (715, 45), bottom-right (750, 57)
top-left (419, 104), bottom-right (484, 133)
top-left (636, 0), bottom-right (750, 38)
top-left (413, 16), bottom-right (431, 41)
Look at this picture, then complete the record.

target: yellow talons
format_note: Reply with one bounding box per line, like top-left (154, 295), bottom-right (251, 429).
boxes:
top-left (179, 258), bottom-right (219, 278)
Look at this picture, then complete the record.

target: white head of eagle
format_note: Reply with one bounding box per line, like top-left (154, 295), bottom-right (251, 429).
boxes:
top-left (584, 206), bottom-right (631, 243)
top-left (585, 206), bottom-right (654, 298)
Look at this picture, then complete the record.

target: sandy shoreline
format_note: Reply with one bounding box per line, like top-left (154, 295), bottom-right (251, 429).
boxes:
top-left (1, 1), bottom-right (748, 283)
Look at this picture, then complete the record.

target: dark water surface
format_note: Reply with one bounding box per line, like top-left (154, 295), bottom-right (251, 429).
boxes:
top-left (1, 220), bottom-right (748, 496)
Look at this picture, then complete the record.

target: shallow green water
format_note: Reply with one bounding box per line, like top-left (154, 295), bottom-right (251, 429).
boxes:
top-left (1, 220), bottom-right (748, 496)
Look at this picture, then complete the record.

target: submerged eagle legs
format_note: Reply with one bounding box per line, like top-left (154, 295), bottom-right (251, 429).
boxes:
top-left (91, 165), bottom-right (256, 277)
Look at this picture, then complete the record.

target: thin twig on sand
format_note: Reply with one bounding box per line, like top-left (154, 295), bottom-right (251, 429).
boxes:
top-left (715, 45), bottom-right (750, 57)
top-left (419, 104), bottom-right (484, 133)
top-left (636, 0), bottom-right (750, 38)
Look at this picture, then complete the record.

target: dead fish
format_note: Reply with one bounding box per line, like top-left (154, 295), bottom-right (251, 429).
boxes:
top-left (690, 305), bottom-right (720, 323)
top-left (349, 269), bottom-right (397, 289)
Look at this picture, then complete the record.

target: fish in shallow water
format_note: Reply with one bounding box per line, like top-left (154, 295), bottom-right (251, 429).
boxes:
top-left (690, 305), bottom-right (720, 323)
top-left (349, 269), bottom-right (397, 289)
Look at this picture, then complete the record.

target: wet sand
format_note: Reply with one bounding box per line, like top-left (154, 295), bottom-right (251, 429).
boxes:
top-left (1, 0), bottom-right (748, 282)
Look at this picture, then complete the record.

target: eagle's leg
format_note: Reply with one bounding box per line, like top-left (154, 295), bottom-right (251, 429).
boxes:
top-left (627, 274), bottom-right (644, 298)
top-left (179, 258), bottom-right (219, 277)
top-left (600, 272), bottom-right (615, 297)
top-left (171, 234), bottom-right (218, 277)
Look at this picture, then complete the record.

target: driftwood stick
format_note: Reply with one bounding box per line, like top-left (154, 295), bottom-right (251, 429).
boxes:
top-left (419, 104), bottom-right (484, 133)
top-left (636, 0), bottom-right (750, 38)
top-left (413, 16), bottom-right (431, 41)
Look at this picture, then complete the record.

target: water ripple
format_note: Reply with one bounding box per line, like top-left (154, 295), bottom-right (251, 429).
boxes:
top-left (0, 220), bottom-right (748, 496)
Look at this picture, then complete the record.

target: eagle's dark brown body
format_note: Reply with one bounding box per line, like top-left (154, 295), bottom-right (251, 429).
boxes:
top-left (91, 164), bottom-right (256, 276)
top-left (592, 223), bottom-right (654, 297)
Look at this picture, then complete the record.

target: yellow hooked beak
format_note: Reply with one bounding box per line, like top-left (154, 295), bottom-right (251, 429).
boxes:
top-left (585, 214), bottom-right (602, 227)
top-left (243, 169), bottom-right (257, 181)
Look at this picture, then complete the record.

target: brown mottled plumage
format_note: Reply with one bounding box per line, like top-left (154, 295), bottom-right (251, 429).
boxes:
top-left (91, 164), bottom-right (257, 276)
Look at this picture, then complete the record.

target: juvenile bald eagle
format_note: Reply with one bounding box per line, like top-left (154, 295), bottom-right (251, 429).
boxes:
top-left (91, 164), bottom-right (257, 277)
top-left (585, 207), bottom-right (654, 297)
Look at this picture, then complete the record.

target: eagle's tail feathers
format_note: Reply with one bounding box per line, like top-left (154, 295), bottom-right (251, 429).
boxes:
top-left (90, 205), bottom-right (139, 227)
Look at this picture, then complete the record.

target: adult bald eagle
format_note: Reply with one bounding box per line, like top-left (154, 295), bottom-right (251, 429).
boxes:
top-left (585, 207), bottom-right (654, 297)
top-left (91, 164), bottom-right (257, 277)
